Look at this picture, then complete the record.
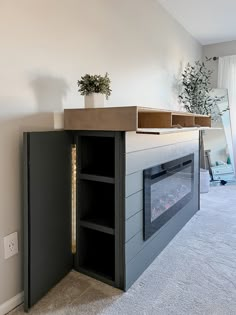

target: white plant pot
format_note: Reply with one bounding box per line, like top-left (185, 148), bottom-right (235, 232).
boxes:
top-left (84, 93), bottom-right (105, 108)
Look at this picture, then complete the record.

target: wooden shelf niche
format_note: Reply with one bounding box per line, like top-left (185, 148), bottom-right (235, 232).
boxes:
top-left (138, 108), bottom-right (211, 129)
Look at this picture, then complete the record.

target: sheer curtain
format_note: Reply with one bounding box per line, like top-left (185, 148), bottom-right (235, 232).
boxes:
top-left (218, 55), bottom-right (236, 172)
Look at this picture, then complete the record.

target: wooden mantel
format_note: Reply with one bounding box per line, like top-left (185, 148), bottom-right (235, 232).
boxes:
top-left (64, 106), bottom-right (211, 133)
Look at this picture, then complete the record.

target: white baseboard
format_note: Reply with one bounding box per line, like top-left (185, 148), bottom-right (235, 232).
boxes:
top-left (0, 292), bottom-right (24, 315)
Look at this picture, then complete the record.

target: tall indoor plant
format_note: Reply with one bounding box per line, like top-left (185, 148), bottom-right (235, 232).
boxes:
top-left (179, 58), bottom-right (228, 121)
top-left (78, 72), bottom-right (112, 108)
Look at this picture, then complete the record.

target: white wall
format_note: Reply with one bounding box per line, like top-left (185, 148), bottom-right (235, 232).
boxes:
top-left (203, 40), bottom-right (236, 87)
top-left (0, 0), bottom-right (202, 308)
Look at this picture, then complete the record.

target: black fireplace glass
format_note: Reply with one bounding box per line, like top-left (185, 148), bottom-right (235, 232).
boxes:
top-left (143, 154), bottom-right (194, 240)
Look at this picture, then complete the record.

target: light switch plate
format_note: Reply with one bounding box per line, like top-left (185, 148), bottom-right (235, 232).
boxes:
top-left (4, 232), bottom-right (19, 259)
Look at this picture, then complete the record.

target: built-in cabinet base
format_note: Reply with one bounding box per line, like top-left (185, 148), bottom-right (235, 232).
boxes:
top-left (24, 129), bottom-right (200, 310)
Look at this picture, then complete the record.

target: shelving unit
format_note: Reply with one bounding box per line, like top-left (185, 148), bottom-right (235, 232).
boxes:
top-left (24, 107), bottom-right (202, 311)
top-left (75, 131), bottom-right (124, 288)
top-left (64, 106), bottom-right (211, 132)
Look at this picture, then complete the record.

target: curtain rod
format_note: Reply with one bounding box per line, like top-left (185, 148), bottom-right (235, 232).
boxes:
top-left (213, 56), bottom-right (219, 61)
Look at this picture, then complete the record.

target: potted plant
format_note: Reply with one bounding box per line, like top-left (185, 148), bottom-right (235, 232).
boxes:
top-left (179, 58), bottom-right (228, 121)
top-left (77, 72), bottom-right (112, 108)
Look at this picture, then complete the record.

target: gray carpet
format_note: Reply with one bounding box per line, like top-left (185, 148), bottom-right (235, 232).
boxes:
top-left (11, 185), bottom-right (236, 315)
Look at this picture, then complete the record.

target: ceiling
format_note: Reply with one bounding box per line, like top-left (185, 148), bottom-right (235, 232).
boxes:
top-left (158, 0), bottom-right (236, 45)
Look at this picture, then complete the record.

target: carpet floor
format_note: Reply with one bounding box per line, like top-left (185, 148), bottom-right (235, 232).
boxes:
top-left (11, 185), bottom-right (236, 315)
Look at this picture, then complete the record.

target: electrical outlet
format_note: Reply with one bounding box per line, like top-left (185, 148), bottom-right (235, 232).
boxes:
top-left (4, 232), bottom-right (19, 259)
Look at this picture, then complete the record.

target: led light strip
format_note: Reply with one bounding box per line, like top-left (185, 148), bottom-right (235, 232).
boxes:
top-left (71, 144), bottom-right (77, 254)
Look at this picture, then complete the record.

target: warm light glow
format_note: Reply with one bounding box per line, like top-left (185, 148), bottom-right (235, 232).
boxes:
top-left (71, 145), bottom-right (77, 254)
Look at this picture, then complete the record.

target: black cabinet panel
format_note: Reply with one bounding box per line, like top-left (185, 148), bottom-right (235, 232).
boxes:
top-left (24, 131), bottom-right (73, 311)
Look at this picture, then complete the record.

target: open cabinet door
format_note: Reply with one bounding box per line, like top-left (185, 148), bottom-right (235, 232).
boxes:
top-left (24, 131), bottom-right (73, 311)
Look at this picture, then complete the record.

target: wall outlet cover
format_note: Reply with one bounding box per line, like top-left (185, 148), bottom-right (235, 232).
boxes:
top-left (4, 232), bottom-right (19, 259)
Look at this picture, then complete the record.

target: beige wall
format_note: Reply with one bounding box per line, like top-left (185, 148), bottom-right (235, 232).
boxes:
top-left (203, 40), bottom-right (236, 88)
top-left (0, 0), bottom-right (202, 307)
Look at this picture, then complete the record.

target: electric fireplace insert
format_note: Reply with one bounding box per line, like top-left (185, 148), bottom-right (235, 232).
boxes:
top-left (143, 154), bottom-right (194, 240)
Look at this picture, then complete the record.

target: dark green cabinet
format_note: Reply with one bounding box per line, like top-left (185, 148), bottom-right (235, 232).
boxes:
top-left (24, 131), bottom-right (125, 311)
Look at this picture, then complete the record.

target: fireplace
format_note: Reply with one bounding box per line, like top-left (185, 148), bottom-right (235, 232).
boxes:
top-left (143, 154), bottom-right (194, 240)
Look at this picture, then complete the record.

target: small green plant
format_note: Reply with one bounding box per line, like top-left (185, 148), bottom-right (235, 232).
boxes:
top-left (78, 72), bottom-right (112, 99)
top-left (179, 58), bottom-right (228, 120)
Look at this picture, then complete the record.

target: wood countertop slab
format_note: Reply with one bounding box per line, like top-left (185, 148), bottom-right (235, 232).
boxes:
top-left (64, 106), bottom-right (211, 132)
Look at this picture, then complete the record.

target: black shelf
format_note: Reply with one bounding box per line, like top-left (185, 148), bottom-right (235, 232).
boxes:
top-left (80, 180), bottom-right (115, 229)
top-left (78, 267), bottom-right (115, 287)
top-left (80, 173), bottom-right (115, 184)
top-left (78, 228), bottom-right (115, 281)
top-left (80, 219), bottom-right (115, 235)
top-left (80, 136), bottom-right (115, 178)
